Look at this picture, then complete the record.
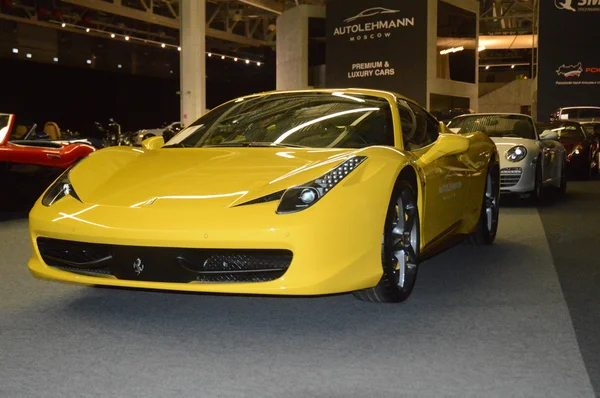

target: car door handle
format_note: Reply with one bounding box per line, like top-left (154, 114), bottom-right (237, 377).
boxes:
top-left (46, 154), bottom-right (61, 159)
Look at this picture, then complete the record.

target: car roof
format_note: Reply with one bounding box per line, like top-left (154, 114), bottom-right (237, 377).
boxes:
top-left (237, 88), bottom-right (414, 104)
top-left (559, 106), bottom-right (600, 111)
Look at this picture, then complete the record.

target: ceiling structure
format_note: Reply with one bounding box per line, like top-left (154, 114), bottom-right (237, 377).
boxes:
top-left (0, 0), bottom-right (537, 68)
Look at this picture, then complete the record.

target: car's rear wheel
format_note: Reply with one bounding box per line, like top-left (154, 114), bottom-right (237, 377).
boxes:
top-left (354, 181), bottom-right (420, 303)
top-left (465, 156), bottom-right (500, 245)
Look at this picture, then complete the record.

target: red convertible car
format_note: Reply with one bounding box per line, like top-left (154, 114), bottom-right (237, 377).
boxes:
top-left (0, 113), bottom-right (95, 170)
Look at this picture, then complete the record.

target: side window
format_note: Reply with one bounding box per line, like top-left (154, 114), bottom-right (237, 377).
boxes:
top-left (398, 100), bottom-right (438, 150)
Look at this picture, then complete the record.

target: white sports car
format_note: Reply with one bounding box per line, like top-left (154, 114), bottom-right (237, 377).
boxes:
top-left (448, 113), bottom-right (567, 202)
top-left (133, 122), bottom-right (181, 145)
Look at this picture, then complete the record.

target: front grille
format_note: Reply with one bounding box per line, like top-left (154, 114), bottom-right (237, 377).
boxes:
top-left (500, 168), bottom-right (522, 188)
top-left (37, 238), bottom-right (292, 283)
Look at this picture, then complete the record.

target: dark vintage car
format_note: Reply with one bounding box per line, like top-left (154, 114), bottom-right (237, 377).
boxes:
top-left (545, 120), bottom-right (598, 178)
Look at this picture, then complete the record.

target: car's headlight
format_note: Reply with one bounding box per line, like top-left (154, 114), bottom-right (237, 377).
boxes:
top-left (276, 156), bottom-right (367, 214)
top-left (505, 146), bottom-right (527, 162)
top-left (42, 169), bottom-right (81, 207)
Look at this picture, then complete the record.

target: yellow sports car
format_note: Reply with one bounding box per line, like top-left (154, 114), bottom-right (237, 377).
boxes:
top-left (28, 89), bottom-right (499, 303)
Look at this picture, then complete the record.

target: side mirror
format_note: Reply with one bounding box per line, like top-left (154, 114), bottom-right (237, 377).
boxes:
top-left (539, 129), bottom-right (558, 141)
top-left (142, 135), bottom-right (164, 150)
top-left (417, 133), bottom-right (470, 166)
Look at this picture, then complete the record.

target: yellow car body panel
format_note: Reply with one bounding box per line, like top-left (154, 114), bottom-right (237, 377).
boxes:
top-left (28, 88), bottom-right (496, 296)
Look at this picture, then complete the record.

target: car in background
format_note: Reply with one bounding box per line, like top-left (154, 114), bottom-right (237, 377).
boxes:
top-left (133, 121), bottom-right (181, 145)
top-left (28, 89), bottom-right (500, 304)
top-left (431, 108), bottom-right (474, 125)
top-left (550, 106), bottom-right (600, 123)
top-left (0, 113), bottom-right (96, 171)
top-left (448, 113), bottom-right (566, 202)
top-left (581, 122), bottom-right (600, 172)
top-left (546, 120), bottom-right (598, 178)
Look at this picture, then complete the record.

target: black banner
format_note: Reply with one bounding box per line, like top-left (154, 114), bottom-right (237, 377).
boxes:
top-left (325, 0), bottom-right (428, 106)
top-left (538, 1), bottom-right (600, 121)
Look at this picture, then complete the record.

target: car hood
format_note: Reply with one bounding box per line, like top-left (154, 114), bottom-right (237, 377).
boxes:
top-left (557, 137), bottom-right (582, 153)
top-left (491, 137), bottom-right (538, 154)
top-left (69, 146), bottom-right (360, 207)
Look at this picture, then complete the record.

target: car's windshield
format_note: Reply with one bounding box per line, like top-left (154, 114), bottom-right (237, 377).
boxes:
top-left (447, 114), bottom-right (536, 139)
top-left (549, 122), bottom-right (586, 139)
top-left (165, 92), bottom-right (395, 149)
top-left (582, 123), bottom-right (600, 136)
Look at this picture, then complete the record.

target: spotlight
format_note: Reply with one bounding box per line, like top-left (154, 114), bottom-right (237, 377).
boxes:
top-left (118, 64), bottom-right (122, 68)
top-left (125, 36), bottom-right (130, 41)
top-left (257, 62), bottom-right (261, 66)
top-left (86, 28), bottom-right (90, 32)
top-left (61, 23), bottom-right (66, 28)
top-left (86, 59), bottom-right (92, 64)
top-left (161, 43), bottom-right (166, 48)
top-left (511, 65), bottom-right (515, 69)
top-left (245, 59), bottom-right (250, 64)
top-left (234, 57), bottom-right (238, 62)
top-left (208, 53), bottom-right (212, 57)
top-left (53, 57), bottom-right (58, 62)
top-left (26, 53), bottom-right (32, 59)
top-left (12, 48), bottom-right (18, 54)
top-left (110, 33), bottom-right (115, 38)
top-left (485, 65), bottom-right (490, 70)
top-left (221, 55), bottom-right (225, 60)
top-left (177, 46), bottom-right (181, 51)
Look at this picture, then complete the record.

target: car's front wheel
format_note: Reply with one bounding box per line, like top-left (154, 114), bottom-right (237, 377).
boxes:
top-left (354, 181), bottom-right (420, 303)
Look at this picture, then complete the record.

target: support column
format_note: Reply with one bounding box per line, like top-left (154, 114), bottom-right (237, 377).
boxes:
top-left (180, 0), bottom-right (206, 126)
top-left (276, 5), bottom-right (325, 90)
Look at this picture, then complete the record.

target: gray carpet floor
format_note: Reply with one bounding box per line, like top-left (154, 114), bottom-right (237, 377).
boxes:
top-left (0, 199), bottom-right (595, 397)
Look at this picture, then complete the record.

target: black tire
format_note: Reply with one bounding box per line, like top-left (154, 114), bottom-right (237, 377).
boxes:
top-left (465, 156), bottom-right (500, 245)
top-left (557, 160), bottom-right (567, 195)
top-left (530, 161), bottom-right (545, 205)
top-left (354, 181), bottom-right (420, 303)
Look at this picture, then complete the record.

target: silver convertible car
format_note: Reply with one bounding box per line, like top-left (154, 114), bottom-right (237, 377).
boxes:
top-left (448, 113), bottom-right (567, 202)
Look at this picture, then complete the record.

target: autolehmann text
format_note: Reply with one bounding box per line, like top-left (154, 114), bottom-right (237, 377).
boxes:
top-left (334, 18), bottom-right (415, 36)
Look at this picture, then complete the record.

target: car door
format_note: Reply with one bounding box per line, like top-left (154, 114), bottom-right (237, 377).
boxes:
top-left (397, 100), bottom-right (469, 244)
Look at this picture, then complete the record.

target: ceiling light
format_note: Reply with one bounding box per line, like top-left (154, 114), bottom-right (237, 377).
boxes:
top-left (208, 53), bottom-right (212, 57)
top-left (234, 57), bottom-right (238, 62)
top-left (257, 62), bottom-right (261, 66)
top-left (53, 57), bottom-right (58, 62)
top-left (86, 28), bottom-right (90, 32)
top-left (177, 46), bottom-right (181, 51)
top-left (12, 48), bottom-right (18, 54)
top-left (485, 65), bottom-right (490, 70)
top-left (86, 59), bottom-right (92, 64)
top-left (511, 64), bottom-right (515, 69)
top-left (245, 59), bottom-right (250, 64)
top-left (26, 53), bottom-right (32, 59)
top-left (125, 36), bottom-right (130, 41)
top-left (478, 45), bottom-right (486, 52)
top-left (61, 23), bottom-right (66, 28)
top-left (161, 43), bottom-right (166, 48)
top-left (110, 33), bottom-right (115, 38)
top-left (221, 55), bottom-right (225, 60)
top-left (118, 64), bottom-right (122, 68)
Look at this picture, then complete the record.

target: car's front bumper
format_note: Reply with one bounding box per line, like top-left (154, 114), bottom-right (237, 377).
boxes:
top-left (28, 190), bottom-right (386, 296)
top-left (499, 161), bottom-right (536, 194)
